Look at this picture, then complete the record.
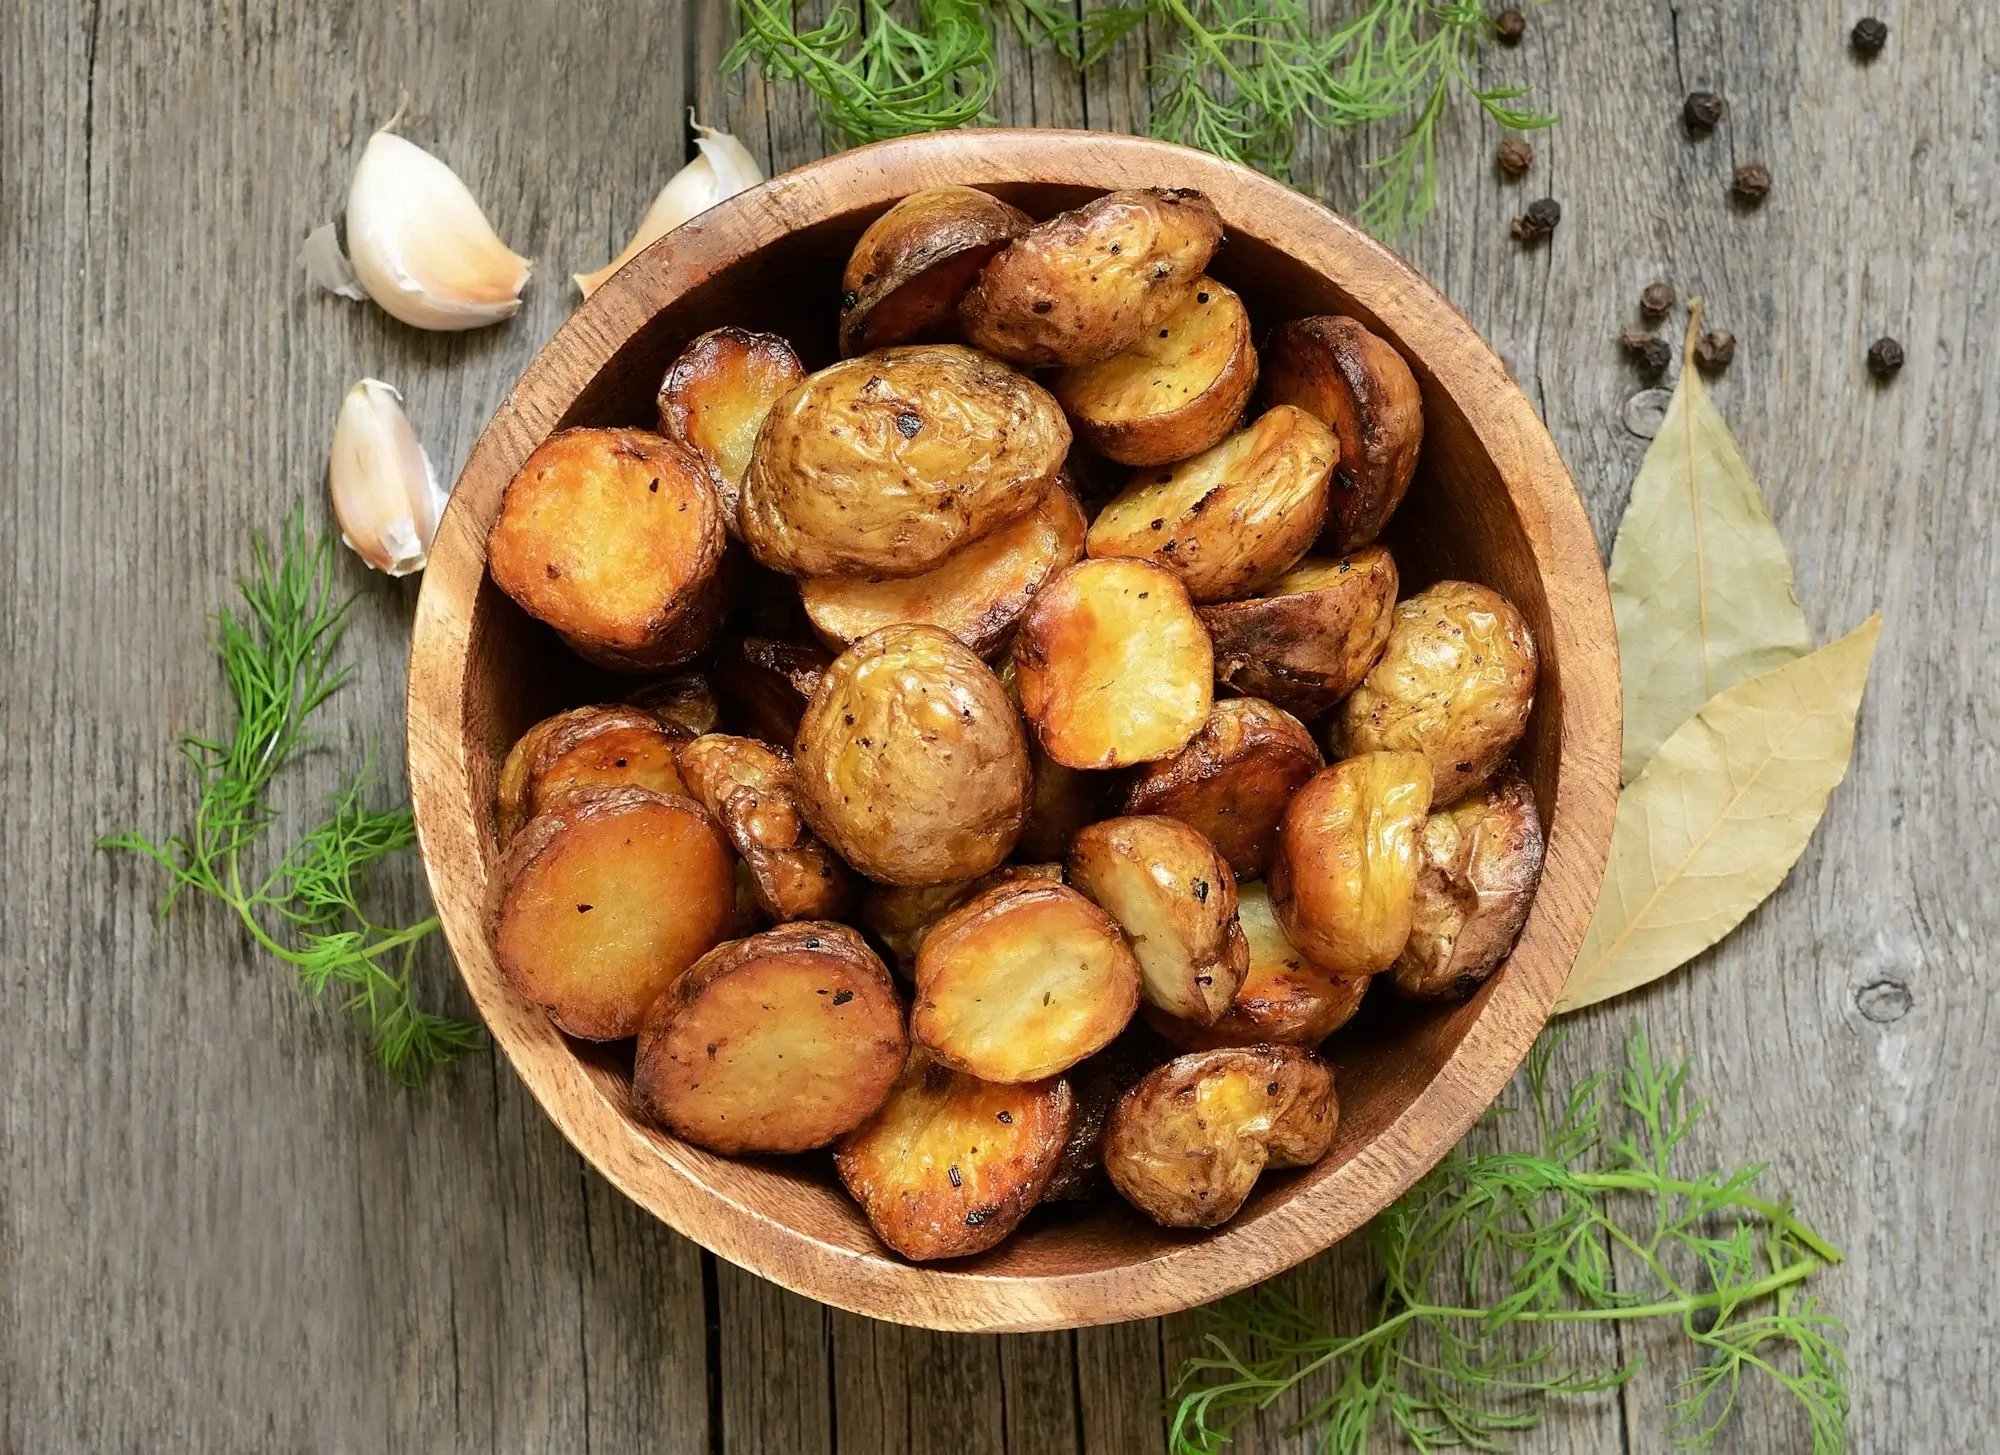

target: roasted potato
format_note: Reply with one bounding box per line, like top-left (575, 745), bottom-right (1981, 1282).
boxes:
top-left (713, 635), bottom-right (834, 746)
top-left (800, 483), bottom-right (1086, 657)
top-left (1392, 765), bottom-right (1544, 999)
top-left (1336, 581), bottom-right (1537, 805)
top-left (487, 787), bottom-right (735, 1040)
top-left (495, 712), bottom-right (563, 846)
top-left (1261, 315), bottom-right (1424, 552)
top-left (1198, 547), bottom-right (1400, 717)
top-left (741, 345), bottom-right (1071, 579)
top-left (1085, 406), bottom-right (1337, 602)
top-left (859, 863), bottom-right (1064, 977)
top-left (496, 705), bottom-right (693, 846)
top-left (1067, 815), bottom-right (1247, 1025)
top-left (657, 327), bottom-right (806, 533)
top-left (959, 187), bottom-right (1225, 367)
top-left (488, 427), bottom-right (728, 671)
top-left (625, 671), bottom-right (720, 738)
top-left (1103, 1046), bottom-right (1338, 1228)
top-left (1040, 1026), bottom-right (1171, 1203)
top-left (835, 1051), bottom-right (1072, 1260)
top-left (794, 625), bottom-right (1031, 885)
top-left (1268, 752), bottom-right (1432, 977)
top-left (678, 734), bottom-right (855, 922)
top-left (1012, 558), bottom-right (1213, 769)
top-left (634, 922), bottom-right (907, 1155)
top-left (839, 186), bottom-right (1033, 356)
top-left (1053, 277), bottom-right (1257, 465)
top-left (1123, 697), bottom-right (1323, 878)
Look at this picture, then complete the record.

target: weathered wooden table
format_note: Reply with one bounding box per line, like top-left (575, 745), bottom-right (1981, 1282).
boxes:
top-left (6, 3), bottom-right (1994, 1450)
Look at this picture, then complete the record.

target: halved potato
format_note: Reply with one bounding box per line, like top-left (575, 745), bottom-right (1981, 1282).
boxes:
top-left (1261, 315), bottom-right (1424, 552)
top-left (1392, 765), bottom-right (1544, 999)
top-left (713, 635), bottom-right (835, 746)
top-left (859, 863), bottom-right (1064, 977)
top-left (657, 327), bottom-right (806, 533)
top-left (495, 712), bottom-right (563, 846)
top-left (678, 734), bottom-right (855, 922)
top-left (1041, 1027), bottom-right (1171, 1203)
top-left (1104, 1046), bottom-right (1338, 1228)
top-left (625, 671), bottom-right (721, 738)
top-left (1067, 815), bottom-right (1247, 1025)
top-left (634, 922), bottom-right (907, 1155)
top-left (486, 787), bottom-right (735, 1041)
top-left (839, 186), bottom-right (1033, 357)
top-left (1123, 697), bottom-right (1323, 877)
top-left (1012, 558), bottom-right (1213, 769)
top-left (834, 1051), bottom-right (1071, 1261)
top-left (912, 880), bottom-right (1141, 1082)
top-left (1198, 547), bottom-right (1400, 717)
top-left (1053, 277), bottom-right (1258, 465)
top-left (1085, 406), bottom-right (1337, 602)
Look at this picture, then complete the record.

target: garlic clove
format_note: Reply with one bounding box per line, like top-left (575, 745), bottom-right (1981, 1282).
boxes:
top-left (329, 379), bottom-right (449, 577)
top-left (573, 118), bottom-right (764, 298)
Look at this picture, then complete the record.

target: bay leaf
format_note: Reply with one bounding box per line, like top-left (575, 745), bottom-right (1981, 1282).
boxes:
top-left (1609, 304), bottom-right (1812, 783)
top-left (1556, 613), bottom-right (1881, 1014)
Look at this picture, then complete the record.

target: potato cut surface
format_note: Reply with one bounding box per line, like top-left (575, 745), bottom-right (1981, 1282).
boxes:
top-left (840, 186), bottom-right (1032, 356)
top-left (678, 734), bottom-right (854, 922)
top-left (657, 327), bottom-right (805, 531)
top-left (1392, 764), bottom-right (1544, 999)
top-left (1123, 696), bottom-right (1322, 877)
top-left (531, 706), bottom-right (691, 811)
top-left (1199, 546), bottom-right (1399, 718)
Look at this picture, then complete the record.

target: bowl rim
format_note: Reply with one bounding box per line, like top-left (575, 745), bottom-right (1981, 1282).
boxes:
top-left (407, 128), bottom-right (1620, 1333)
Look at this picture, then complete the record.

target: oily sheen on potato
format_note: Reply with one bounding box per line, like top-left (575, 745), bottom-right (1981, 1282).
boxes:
top-left (839, 186), bottom-right (1032, 357)
top-left (1198, 547), bottom-right (1400, 717)
top-left (678, 733), bottom-right (854, 923)
top-left (1392, 765), bottom-right (1545, 999)
top-left (657, 327), bottom-right (805, 533)
top-left (1123, 696), bottom-right (1323, 877)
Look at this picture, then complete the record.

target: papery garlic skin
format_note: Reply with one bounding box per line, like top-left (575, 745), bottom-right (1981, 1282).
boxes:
top-left (329, 379), bottom-right (449, 577)
top-left (573, 120), bottom-right (764, 298)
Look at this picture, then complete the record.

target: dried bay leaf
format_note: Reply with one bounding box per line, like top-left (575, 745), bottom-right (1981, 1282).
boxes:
top-left (1556, 614), bottom-right (1881, 1014)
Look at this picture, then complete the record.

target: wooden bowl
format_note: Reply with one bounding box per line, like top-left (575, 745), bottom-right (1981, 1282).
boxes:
top-left (408, 130), bottom-right (1620, 1332)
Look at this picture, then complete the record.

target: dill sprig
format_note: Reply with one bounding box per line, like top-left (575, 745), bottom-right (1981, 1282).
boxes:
top-left (1169, 1030), bottom-right (1849, 1453)
top-left (100, 515), bottom-right (481, 1084)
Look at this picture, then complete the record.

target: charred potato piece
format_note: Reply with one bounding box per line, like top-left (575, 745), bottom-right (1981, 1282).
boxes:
top-left (713, 635), bottom-right (834, 747)
top-left (835, 1052), bottom-right (1071, 1261)
top-left (1041, 1026), bottom-right (1171, 1203)
top-left (1198, 547), bottom-right (1399, 717)
top-left (839, 186), bottom-right (1033, 357)
top-left (1067, 815), bottom-right (1248, 1025)
top-left (488, 427), bottom-right (727, 671)
top-left (1268, 752), bottom-right (1433, 976)
top-left (959, 187), bottom-right (1225, 367)
top-left (1104, 1046), bottom-right (1338, 1228)
top-left (487, 787), bottom-right (735, 1040)
top-left (1086, 406), bottom-right (1337, 602)
top-left (635, 922), bottom-right (906, 1155)
top-left (497, 706), bottom-right (693, 846)
top-left (625, 671), bottom-right (720, 738)
top-left (657, 327), bottom-right (806, 534)
top-left (1013, 559), bottom-right (1213, 769)
top-left (1392, 765), bottom-right (1544, 999)
top-left (1053, 277), bottom-right (1258, 466)
top-left (794, 625), bottom-right (1031, 885)
top-left (1123, 697), bottom-right (1323, 878)
top-left (741, 345), bottom-right (1071, 579)
top-left (678, 734), bottom-right (855, 922)
top-left (1337, 581), bottom-right (1538, 805)
top-left (912, 880), bottom-right (1141, 1082)
top-left (1261, 316), bottom-right (1424, 552)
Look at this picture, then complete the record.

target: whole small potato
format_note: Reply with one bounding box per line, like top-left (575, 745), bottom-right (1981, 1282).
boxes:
top-left (1197, 547), bottom-right (1400, 718)
top-left (839, 186), bottom-right (1032, 356)
top-left (1392, 765), bottom-right (1545, 999)
top-left (1122, 696), bottom-right (1323, 877)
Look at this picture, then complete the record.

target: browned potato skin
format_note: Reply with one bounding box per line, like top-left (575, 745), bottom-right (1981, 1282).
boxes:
top-left (835, 1052), bottom-right (1072, 1261)
top-left (1337, 581), bottom-right (1538, 805)
top-left (1104, 1046), bottom-right (1338, 1228)
top-left (625, 672), bottom-right (720, 738)
top-left (496, 706), bottom-right (695, 848)
top-left (1085, 405), bottom-right (1337, 602)
top-left (634, 922), bottom-right (907, 1155)
top-left (713, 635), bottom-right (835, 747)
top-left (1198, 547), bottom-right (1400, 718)
top-left (1268, 752), bottom-right (1433, 977)
top-left (678, 734), bottom-right (855, 922)
top-left (657, 328), bottom-right (805, 534)
top-left (1041, 1026), bottom-right (1171, 1203)
top-left (839, 187), bottom-right (1033, 357)
top-left (1123, 697), bottom-right (1323, 878)
top-left (1261, 316), bottom-right (1424, 553)
top-left (794, 625), bottom-right (1031, 886)
top-left (959, 188), bottom-right (1225, 367)
top-left (1053, 277), bottom-right (1258, 466)
top-left (495, 713), bottom-right (563, 847)
top-left (1392, 765), bottom-right (1544, 999)
top-left (741, 345), bottom-right (1071, 579)
top-left (486, 787), bottom-right (735, 1041)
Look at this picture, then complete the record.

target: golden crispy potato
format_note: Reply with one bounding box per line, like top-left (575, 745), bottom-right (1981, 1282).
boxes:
top-left (1337, 581), bottom-right (1538, 805)
top-left (794, 625), bottom-right (1031, 885)
top-left (678, 734), bottom-right (855, 922)
top-left (496, 705), bottom-right (694, 846)
top-left (1053, 277), bottom-right (1257, 466)
top-left (634, 922), bottom-right (906, 1155)
top-left (860, 863), bottom-right (1064, 977)
top-left (1104, 1046), bottom-right (1337, 1228)
top-left (1085, 406), bottom-right (1337, 602)
top-left (1198, 547), bottom-right (1400, 717)
top-left (495, 712), bottom-right (563, 846)
top-left (1268, 752), bottom-right (1432, 976)
top-left (835, 1051), bottom-right (1071, 1261)
top-left (741, 345), bottom-right (1070, 579)
top-left (1392, 765), bottom-right (1544, 999)
top-left (1012, 559), bottom-right (1213, 769)
top-left (800, 484), bottom-right (1086, 657)
top-left (1123, 697), bottom-right (1323, 878)
top-left (839, 186), bottom-right (1033, 357)
top-left (959, 187), bottom-right (1225, 367)
top-left (487, 787), bottom-right (735, 1041)
top-left (657, 327), bottom-right (806, 533)
top-left (625, 671), bottom-right (720, 738)
top-left (1041, 1027), bottom-right (1170, 1203)
top-left (912, 880), bottom-right (1140, 1082)
top-left (713, 635), bottom-right (834, 746)
top-left (1067, 815), bottom-right (1247, 1025)
top-left (488, 427), bottom-right (727, 671)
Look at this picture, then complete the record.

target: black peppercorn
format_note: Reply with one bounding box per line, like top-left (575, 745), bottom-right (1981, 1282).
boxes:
top-left (1867, 336), bottom-right (1905, 378)
top-left (1496, 135), bottom-right (1534, 177)
top-left (1695, 329), bottom-right (1737, 372)
top-left (1683, 90), bottom-right (1727, 133)
top-left (1621, 329), bottom-right (1672, 377)
top-left (1640, 281), bottom-right (1676, 320)
top-left (1732, 163), bottom-right (1772, 204)
top-left (1851, 17), bottom-right (1888, 56)
top-left (1511, 197), bottom-right (1561, 242)
top-left (1495, 8), bottom-right (1526, 43)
